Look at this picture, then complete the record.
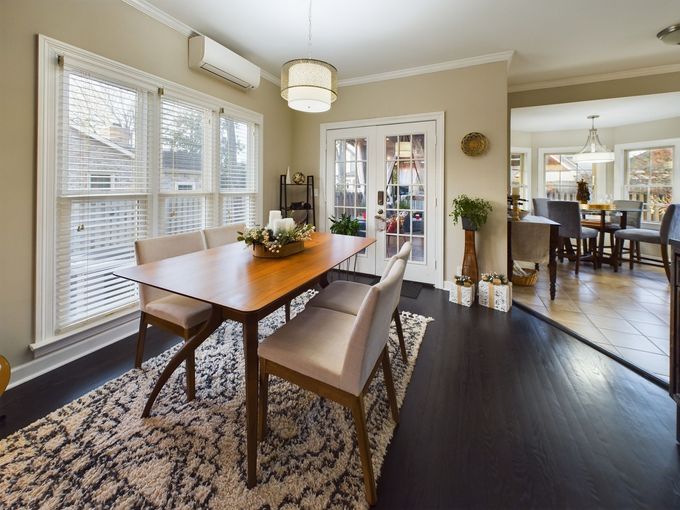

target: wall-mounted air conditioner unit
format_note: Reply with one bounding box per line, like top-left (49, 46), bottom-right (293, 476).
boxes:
top-left (189, 35), bottom-right (261, 90)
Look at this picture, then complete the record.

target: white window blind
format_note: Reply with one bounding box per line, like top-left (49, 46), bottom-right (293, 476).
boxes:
top-left (56, 65), bottom-right (150, 332)
top-left (219, 115), bottom-right (258, 226)
top-left (159, 97), bottom-right (215, 235)
top-left (38, 37), bottom-right (263, 346)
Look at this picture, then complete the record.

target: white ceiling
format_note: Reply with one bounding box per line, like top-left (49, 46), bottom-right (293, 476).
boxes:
top-left (511, 92), bottom-right (680, 132)
top-left (143, 0), bottom-right (680, 86)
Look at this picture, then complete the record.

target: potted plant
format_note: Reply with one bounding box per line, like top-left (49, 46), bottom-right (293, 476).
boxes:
top-left (449, 194), bottom-right (493, 231)
top-left (449, 194), bottom-right (493, 282)
top-left (328, 213), bottom-right (361, 236)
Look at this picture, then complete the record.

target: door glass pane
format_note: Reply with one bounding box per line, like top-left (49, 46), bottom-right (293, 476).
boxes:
top-left (384, 132), bottom-right (427, 264)
top-left (332, 137), bottom-right (367, 239)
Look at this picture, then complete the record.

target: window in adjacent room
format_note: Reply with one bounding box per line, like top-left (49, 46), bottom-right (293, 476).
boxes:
top-left (543, 153), bottom-right (592, 201)
top-left (624, 146), bottom-right (674, 223)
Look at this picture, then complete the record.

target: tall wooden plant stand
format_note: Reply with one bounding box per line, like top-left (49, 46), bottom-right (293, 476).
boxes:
top-left (462, 229), bottom-right (479, 282)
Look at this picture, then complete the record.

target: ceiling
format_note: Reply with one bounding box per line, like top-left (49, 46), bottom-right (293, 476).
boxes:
top-left (511, 92), bottom-right (680, 132)
top-left (143, 0), bottom-right (680, 86)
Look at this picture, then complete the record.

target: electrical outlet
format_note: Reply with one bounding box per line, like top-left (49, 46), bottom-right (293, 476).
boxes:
top-left (314, 188), bottom-right (319, 197)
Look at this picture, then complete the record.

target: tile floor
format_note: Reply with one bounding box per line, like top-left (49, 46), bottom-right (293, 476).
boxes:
top-left (513, 259), bottom-right (671, 381)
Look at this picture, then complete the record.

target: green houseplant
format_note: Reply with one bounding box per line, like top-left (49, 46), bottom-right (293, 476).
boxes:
top-left (328, 213), bottom-right (361, 236)
top-left (449, 194), bottom-right (493, 283)
top-left (449, 194), bottom-right (493, 231)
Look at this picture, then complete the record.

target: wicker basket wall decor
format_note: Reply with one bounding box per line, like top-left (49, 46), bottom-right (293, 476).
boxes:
top-left (460, 132), bottom-right (489, 156)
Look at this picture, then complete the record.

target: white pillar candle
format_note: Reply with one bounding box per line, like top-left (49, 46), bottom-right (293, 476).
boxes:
top-left (268, 210), bottom-right (282, 229)
top-left (273, 218), bottom-right (286, 236)
top-left (283, 218), bottom-right (296, 232)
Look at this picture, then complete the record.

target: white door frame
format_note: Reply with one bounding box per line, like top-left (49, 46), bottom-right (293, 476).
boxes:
top-left (319, 112), bottom-right (445, 289)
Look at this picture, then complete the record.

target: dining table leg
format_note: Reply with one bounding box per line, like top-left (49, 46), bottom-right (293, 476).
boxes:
top-left (142, 304), bottom-right (223, 418)
top-left (549, 224), bottom-right (558, 300)
top-left (243, 314), bottom-right (259, 489)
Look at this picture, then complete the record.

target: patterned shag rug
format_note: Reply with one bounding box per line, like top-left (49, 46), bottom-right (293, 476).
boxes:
top-left (0, 291), bottom-right (432, 509)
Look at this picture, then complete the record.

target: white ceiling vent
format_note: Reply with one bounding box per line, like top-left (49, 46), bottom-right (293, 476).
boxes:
top-left (189, 35), bottom-right (261, 90)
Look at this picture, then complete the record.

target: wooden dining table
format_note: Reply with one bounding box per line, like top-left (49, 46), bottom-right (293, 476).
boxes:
top-left (114, 232), bottom-right (375, 488)
top-left (580, 206), bottom-right (640, 270)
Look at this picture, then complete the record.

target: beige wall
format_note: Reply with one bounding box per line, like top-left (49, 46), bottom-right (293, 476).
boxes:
top-left (0, 0), bottom-right (294, 367)
top-left (292, 62), bottom-right (509, 283)
top-left (509, 71), bottom-right (680, 109)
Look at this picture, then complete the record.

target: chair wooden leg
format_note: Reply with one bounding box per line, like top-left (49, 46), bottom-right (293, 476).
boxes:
top-left (575, 238), bottom-right (581, 275)
top-left (285, 302), bottom-right (291, 322)
top-left (661, 243), bottom-right (671, 282)
top-left (185, 341), bottom-right (196, 401)
top-left (629, 240), bottom-right (635, 270)
top-left (135, 312), bottom-right (148, 369)
top-left (392, 308), bottom-right (407, 363)
top-left (381, 348), bottom-right (399, 424)
top-left (351, 396), bottom-right (377, 506)
top-left (636, 241), bottom-right (642, 263)
top-left (258, 358), bottom-right (269, 441)
top-left (558, 238), bottom-right (564, 262)
top-left (612, 237), bottom-right (619, 272)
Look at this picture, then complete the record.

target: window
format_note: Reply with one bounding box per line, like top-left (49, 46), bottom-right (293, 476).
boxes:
top-left (55, 66), bottom-right (150, 332)
top-left (624, 147), bottom-right (674, 223)
top-left (509, 148), bottom-right (531, 202)
top-left (37, 36), bottom-right (262, 346)
top-left (543, 152), bottom-right (592, 201)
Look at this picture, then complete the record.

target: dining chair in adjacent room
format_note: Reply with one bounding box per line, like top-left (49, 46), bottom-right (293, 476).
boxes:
top-left (614, 203), bottom-right (679, 281)
top-left (607, 200), bottom-right (644, 267)
top-left (134, 231), bottom-right (211, 400)
top-left (548, 200), bottom-right (599, 274)
top-left (202, 223), bottom-right (246, 249)
top-left (257, 259), bottom-right (406, 506)
top-left (532, 198), bottom-right (549, 218)
top-left (307, 241), bottom-right (411, 362)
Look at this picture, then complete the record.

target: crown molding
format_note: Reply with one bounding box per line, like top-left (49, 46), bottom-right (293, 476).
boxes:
top-left (120, 0), bottom-right (194, 37)
top-left (120, 0), bottom-right (512, 89)
top-left (508, 62), bottom-right (680, 93)
top-left (260, 69), bottom-right (280, 86)
top-left (337, 50), bottom-right (515, 87)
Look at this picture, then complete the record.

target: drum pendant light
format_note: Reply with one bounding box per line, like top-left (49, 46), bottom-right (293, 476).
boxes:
top-left (280, 0), bottom-right (337, 113)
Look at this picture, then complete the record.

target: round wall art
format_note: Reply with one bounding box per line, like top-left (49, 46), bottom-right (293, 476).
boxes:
top-left (460, 132), bottom-right (489, 157)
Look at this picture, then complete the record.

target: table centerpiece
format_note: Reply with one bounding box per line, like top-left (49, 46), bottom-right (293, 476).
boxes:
top-left (238, 219), bottom-right (315, 258)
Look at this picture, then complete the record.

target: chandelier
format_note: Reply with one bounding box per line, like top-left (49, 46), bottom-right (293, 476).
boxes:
top-left (280, 0), bottom-right (337, 112)
top-left (572, 115), bottom-right (615, 164)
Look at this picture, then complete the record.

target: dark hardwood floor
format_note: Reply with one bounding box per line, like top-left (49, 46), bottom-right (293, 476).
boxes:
top-left (2, 279), bottom-right (680, 508)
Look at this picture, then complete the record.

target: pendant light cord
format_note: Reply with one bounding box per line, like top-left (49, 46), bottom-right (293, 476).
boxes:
top-left (307, 0), bottom-right (313, 58)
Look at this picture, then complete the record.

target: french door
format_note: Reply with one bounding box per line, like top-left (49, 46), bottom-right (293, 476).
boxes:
top-left (325, 120), bottom-right (438, 284)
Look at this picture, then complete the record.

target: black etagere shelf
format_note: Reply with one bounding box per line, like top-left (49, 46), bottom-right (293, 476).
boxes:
top-left (279, 174), bottom-right (316, 227)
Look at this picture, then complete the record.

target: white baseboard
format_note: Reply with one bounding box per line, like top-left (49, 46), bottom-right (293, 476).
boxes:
top-left (8, 316), bottom-right (139, 390)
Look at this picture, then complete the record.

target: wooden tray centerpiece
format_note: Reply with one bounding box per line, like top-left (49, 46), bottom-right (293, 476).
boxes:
top-left (238, 221), bottom-right (315, 258)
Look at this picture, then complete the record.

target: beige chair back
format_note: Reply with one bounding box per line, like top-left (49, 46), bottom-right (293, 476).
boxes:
top-left (343, 259), bottom-right (406, 395)
top-left (203, 223), bottom-right (245, 249)
top-left (379, 241), bottom-right (411, 282)
top-left (134, 231), bottom-right (206, 306)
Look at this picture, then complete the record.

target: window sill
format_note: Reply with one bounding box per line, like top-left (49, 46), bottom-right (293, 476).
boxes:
top-left (31, 310), bottom-right (139, 358)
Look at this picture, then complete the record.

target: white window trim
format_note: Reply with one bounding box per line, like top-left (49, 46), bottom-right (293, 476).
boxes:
top-left (613, 138), bottom-right (680, 230)
top-left (510, 146), bottom-right (532, 204)
top-left (536, 146), bottom-right (582, 198)
top-left (36, 35), bottom-right (263, 353)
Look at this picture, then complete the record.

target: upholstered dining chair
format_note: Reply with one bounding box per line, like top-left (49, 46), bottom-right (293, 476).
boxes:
top-left (614, 203), bottom-right (679, 281)
top-left (134, 231), bottom-right (211, 400)
top-left (307, 241), bottom-right (412, 362)
top-left (533, 198), bottom-right (549, 218)
top-left (257, 259), bottom-right (406, 506)
top-left (548, 200), bottom-right (599, 274)
top-left (202, 223), bottom-right (245, 249)
top-left (605, 200), bottom-right (643, 267)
